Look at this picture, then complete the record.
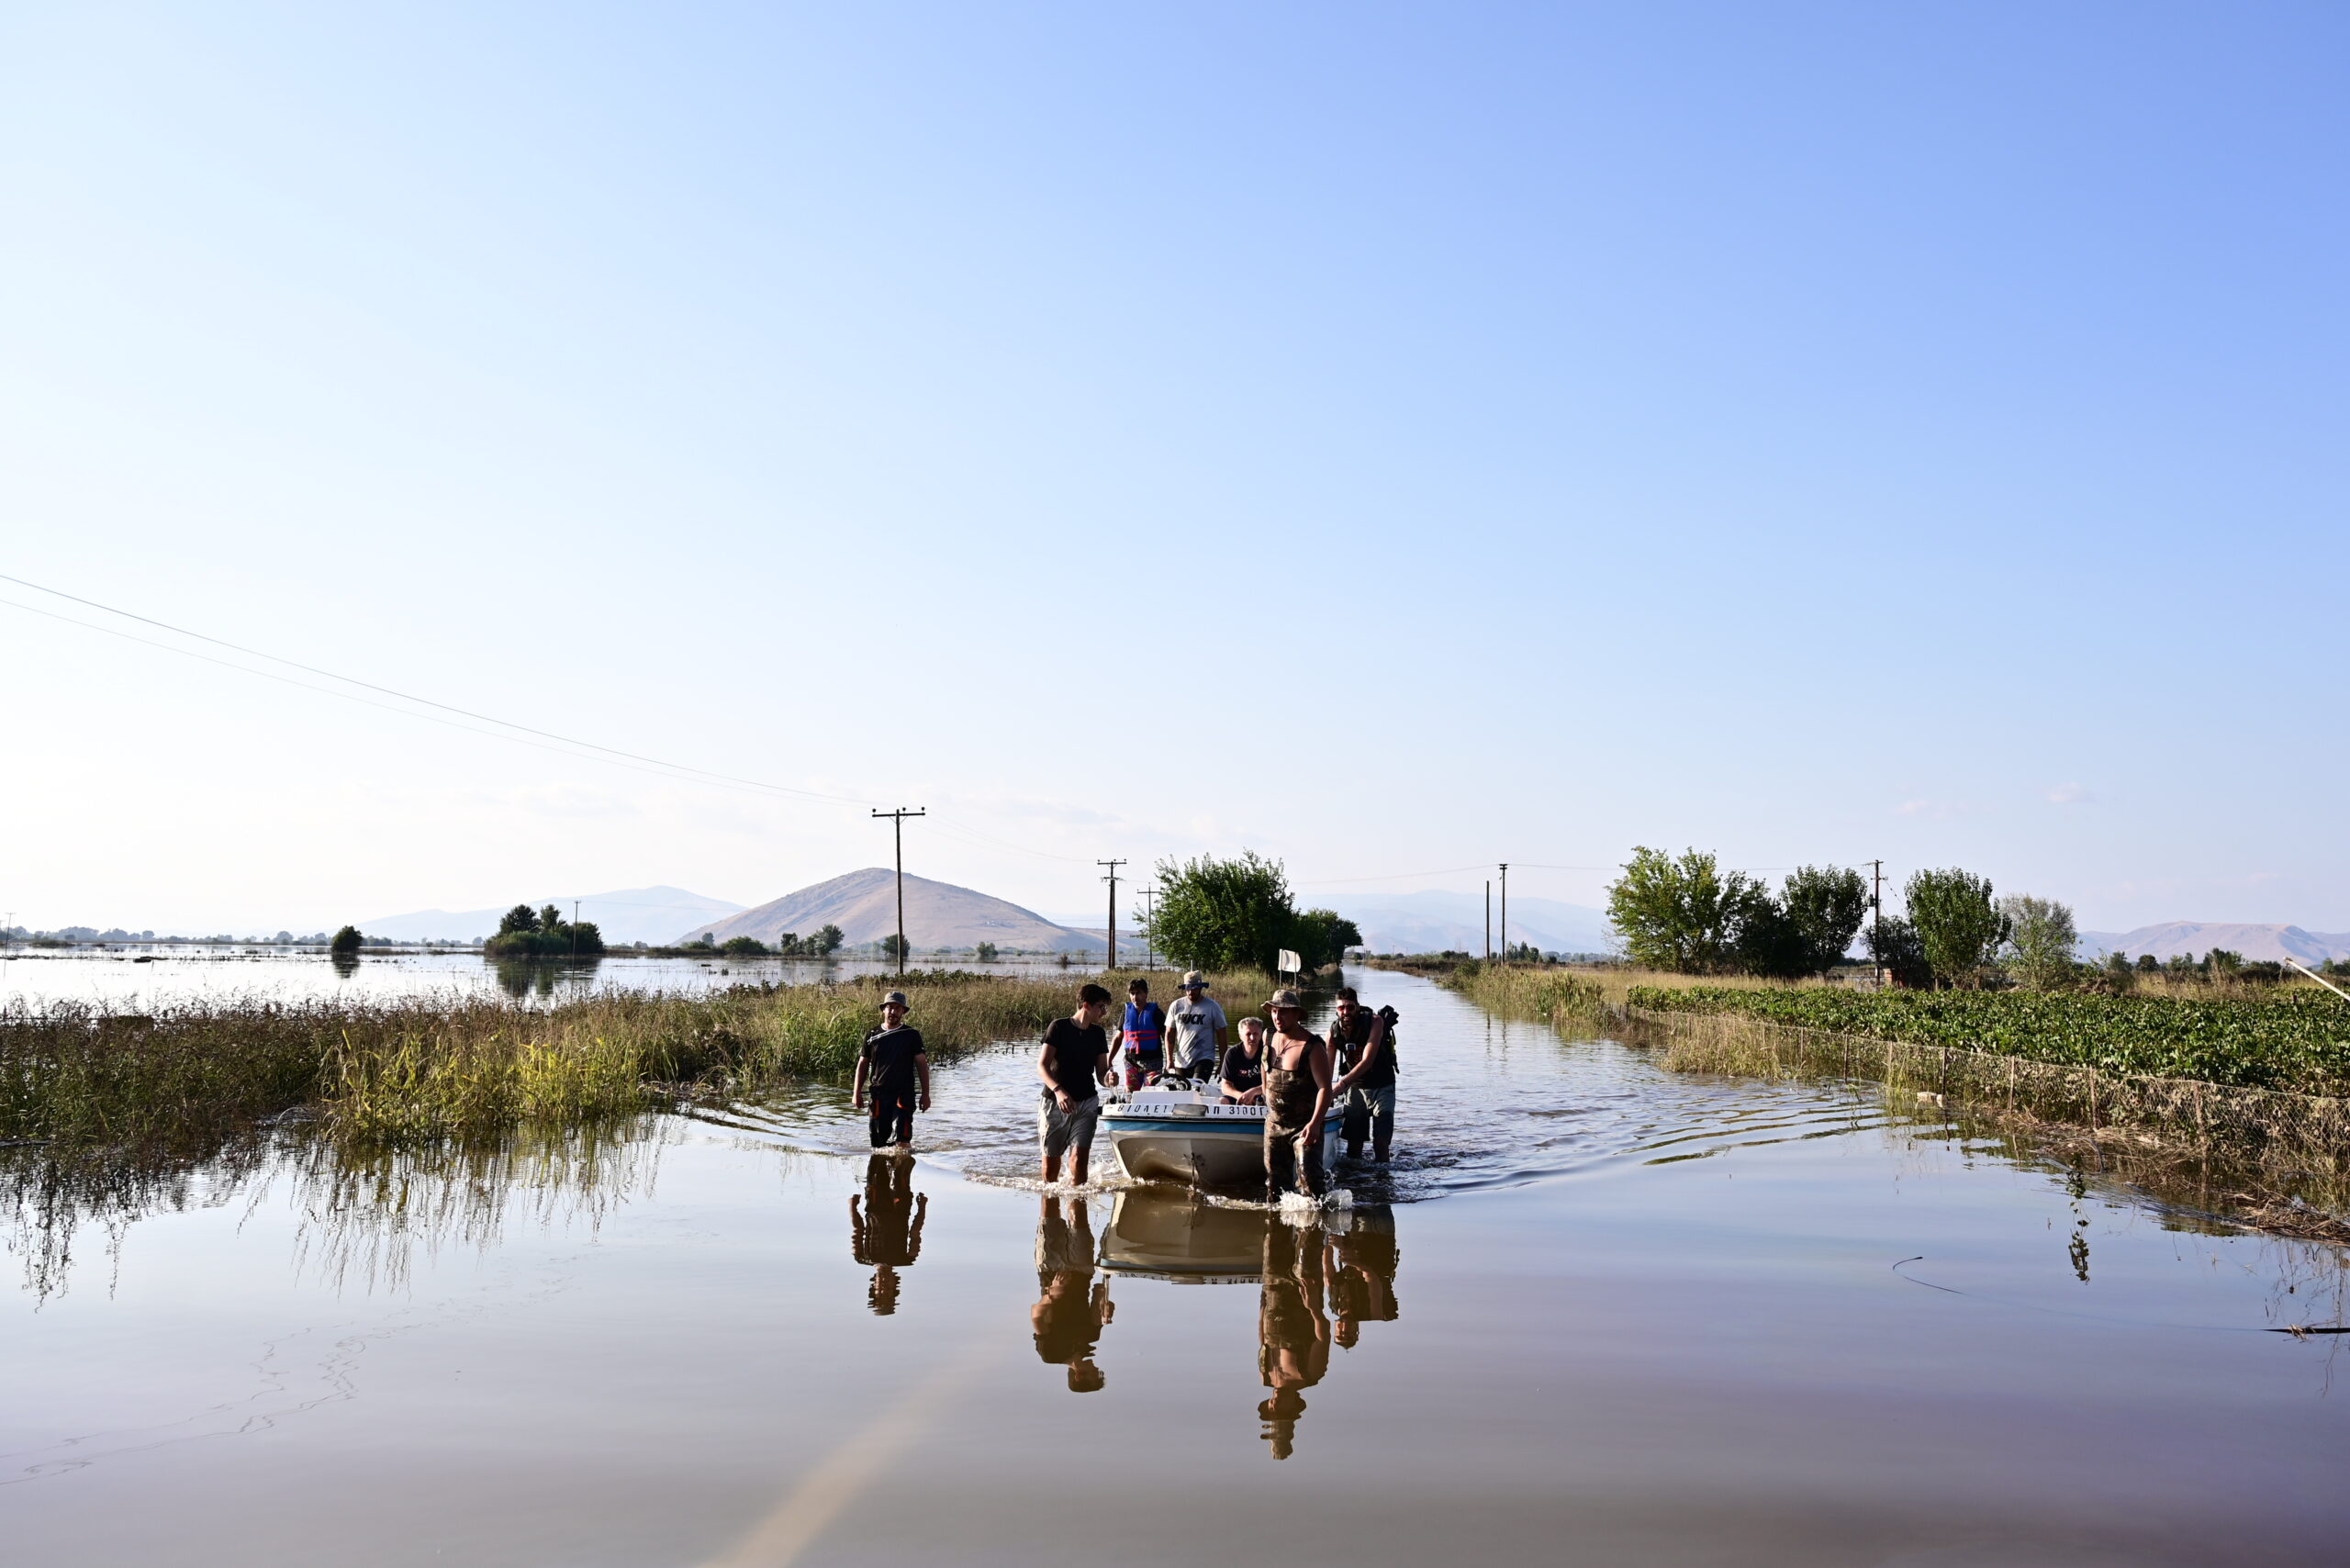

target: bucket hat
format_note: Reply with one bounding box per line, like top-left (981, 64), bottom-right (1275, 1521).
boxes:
top-left (880, 991), bottom-right (910, 1009)
top-left (1265, 987), bottom-right (1304, 1011)
top-left (1181, 970), bottom-right (1210, 990)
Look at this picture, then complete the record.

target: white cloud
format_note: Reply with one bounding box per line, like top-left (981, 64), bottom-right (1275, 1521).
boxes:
top-left (2045, 782), bottom-right (2094, 805)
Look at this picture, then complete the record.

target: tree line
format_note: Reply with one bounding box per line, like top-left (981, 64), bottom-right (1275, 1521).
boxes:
top-left (485, 903), bottom-right (608, 958)
top-left (1606, 848), bottom-right (2087, 991)
top-left (1148, 851), bottom-right (1361, 975)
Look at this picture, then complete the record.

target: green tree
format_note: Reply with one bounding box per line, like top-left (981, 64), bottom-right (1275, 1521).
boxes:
top-left (976, 941), bottom-right (999, 961)
top-left (878, 933), bottom-right (908, 961)
top-left (1904, 868), bottom-right (2007, 988)
top-left (1290, 908), bottom-right (1364, 970)
top-left (329, 924), bottom-right (363, 957)
top-left (2206, 948), bottom-right (2243, 978)
top-left (1781, 866), bottom-right (1871, 976)
top-left (813, 924), bottom-right (845, 957)
top-left (1153, 850), bottom-right (1297, 973)
top-left (1606, 847), bottom-right (1761, 973)
top-left (1866, 916), bottom-right (1934, 988)
top-left (2136, 953), bottom-right (2160, 974)
top-left (1732, 895), bottom-right (1812, 979)
top-left (498, 904), bottom-right (540, 935)
top-left (1999, 894), bottom-right (2078, 991)
top-left (540, 905), bottom-right (564, 935)
top-left (720, 935), bottom-right (769, 957)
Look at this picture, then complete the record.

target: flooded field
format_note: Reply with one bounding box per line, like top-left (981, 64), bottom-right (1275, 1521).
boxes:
top-left (6, 969), bottom-right (2348, 1566)
top-left (0, 945), bottom-right (1058, 1009)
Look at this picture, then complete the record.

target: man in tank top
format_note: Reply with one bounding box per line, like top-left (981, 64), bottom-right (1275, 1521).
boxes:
top-left (1260, 988), bottom-right (1333, 1204)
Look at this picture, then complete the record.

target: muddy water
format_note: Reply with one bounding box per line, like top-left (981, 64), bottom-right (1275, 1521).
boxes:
top-left (6, 970), bottom-right (2348, 1566)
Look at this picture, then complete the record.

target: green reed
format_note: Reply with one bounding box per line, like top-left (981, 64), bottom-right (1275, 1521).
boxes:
top-left (0, 967), bottom-right (1271, 1150)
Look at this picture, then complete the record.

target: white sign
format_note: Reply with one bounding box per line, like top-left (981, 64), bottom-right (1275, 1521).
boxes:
top-left (1277, 948), bottom-right (1303, 974)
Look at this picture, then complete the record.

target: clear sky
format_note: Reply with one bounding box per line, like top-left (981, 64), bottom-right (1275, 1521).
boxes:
top-left (3, 3), bottom-right (2343, 936)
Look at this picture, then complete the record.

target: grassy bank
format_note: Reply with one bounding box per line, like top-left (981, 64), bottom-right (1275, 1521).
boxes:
top-left (0, 967), bottom-right (1265, 1149)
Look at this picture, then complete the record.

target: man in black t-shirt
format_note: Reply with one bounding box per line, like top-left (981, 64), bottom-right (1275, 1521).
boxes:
top-left (854, 991), bottom-right (931, 1151)
top-left (1036, 983), bottom-right (1115, 1186)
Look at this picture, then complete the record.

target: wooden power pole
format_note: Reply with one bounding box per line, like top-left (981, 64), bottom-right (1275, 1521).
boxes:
top-left (872, 807), bottom-right (926, 975)
top-left (1098, 859), bottom-right (1125, 971)
top-left (1499, 862), bottom-right (1509, 963)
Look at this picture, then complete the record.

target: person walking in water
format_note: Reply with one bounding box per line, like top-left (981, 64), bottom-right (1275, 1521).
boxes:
top-left (1166, 970), bottom-right (1229, 1083)
top-left (1037, 982), bottom-right (1115, 1186)
top-left (1220, 1015), bottom-right (1267, 1103)
top-left (1261, 988), bottom-right (1332, 1204)
top-left (1328, 987), bottom-right (1399, 1162)
top-left (1119, 977), bottom-right (1166, 1091)
top-left (852, 990), bottom-right (930, 1152)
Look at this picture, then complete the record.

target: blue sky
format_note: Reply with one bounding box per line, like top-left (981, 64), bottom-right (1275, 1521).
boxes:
top-left (2, 3), bottom-right (2343, 935)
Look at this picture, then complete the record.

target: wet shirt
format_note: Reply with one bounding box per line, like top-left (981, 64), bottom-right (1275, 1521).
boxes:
top-left (1333, 1012), bottom-right (1396, 1090)
top-left (1042, 1017), bottom-right (1108, 1099)
top-left (1122, 1000), bottom-right (1166, 1058)
top-left (1165, 994), bottom-right (1228, 1067)
top-left (860, 1025), bottom-right (926, 1092)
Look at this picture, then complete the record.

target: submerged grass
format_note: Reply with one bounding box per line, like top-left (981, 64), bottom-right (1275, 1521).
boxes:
top-left (0, 966), bottom-right (1268, 1150)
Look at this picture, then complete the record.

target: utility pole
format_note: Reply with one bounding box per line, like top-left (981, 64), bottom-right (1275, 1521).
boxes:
top-left (1499, 863), bottom-right (1509, 964)
top-left (572, 900), bottom-right (580, 959)
top-left (873, 807), bottom-right (926, 975)
top-left (1098, 859), bottom-right (1125, 972)
top-left (1870, 858), bottom-right (1884, 988)
top-left (1138, 885), bottom-right (1157, 972)
top-left (1484, 881), bottom-right (1492, 961)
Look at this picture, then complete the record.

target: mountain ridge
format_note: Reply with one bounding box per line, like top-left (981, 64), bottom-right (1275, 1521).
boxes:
top-left (688, 868), bottom-right (1101, 952)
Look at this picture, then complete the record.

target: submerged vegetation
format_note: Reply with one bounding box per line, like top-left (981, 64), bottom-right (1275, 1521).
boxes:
top-left (0, 967), bottom-right (1265, 1152)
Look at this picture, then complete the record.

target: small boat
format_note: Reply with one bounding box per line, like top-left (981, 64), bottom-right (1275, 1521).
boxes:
top-left (1101, 1083), bottom-right (1345, 1190)
top-left (1097, 1188), bottom-right (1266, 1283)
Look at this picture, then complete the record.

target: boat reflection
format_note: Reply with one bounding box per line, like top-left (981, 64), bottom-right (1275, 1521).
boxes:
top-left (1051, 1187), bottom-right (1401, 1458)
top-left (848, 1154), bottom-right (926, 1315)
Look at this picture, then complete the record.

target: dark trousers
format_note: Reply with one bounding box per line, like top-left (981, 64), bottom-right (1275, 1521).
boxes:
top-left (868, 1083), bottom-right (916, 1148)
top-left (1265, 1125), bottom-right (1326, 1201)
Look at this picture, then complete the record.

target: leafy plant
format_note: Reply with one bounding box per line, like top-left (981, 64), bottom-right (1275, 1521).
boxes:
top-left (1152, 850), bottom-right (1298, 974)
top-left (1781, 866), bottom-right (1870, 976)
top-left (1867, 916), bottom-right (1934, 989)
top-left (1999, 894), bottom-right (2078, 991)
top-left (329, 925), bottom-right (363, 958)
top-left (1606, 847), bottom-right (1766, 973)
top-left (1904, 868), bottom-right (2006, 988)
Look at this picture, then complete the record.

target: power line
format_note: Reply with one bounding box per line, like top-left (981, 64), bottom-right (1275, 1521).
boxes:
top-left (0, 575), bottom-right (874, 808)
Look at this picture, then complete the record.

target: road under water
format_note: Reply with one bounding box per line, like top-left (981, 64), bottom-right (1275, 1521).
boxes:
top-left (5, 969), bottom-right (2347, 1566)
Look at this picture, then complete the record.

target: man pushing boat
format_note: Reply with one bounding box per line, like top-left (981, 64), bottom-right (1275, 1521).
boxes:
top-left (1261, 988), bottom-right (1333, 1204)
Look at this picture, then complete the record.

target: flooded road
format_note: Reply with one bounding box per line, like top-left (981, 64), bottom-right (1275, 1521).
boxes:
top-left (6, 970), bottom-right (2348, 1566)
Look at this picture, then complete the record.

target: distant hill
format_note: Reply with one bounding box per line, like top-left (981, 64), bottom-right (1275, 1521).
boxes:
top-left (688, 868), bottom-right (1101, 952)
top-left (2076, 922), bottom-right (2350, 965)
top-left (362, 886), bottom-right (745, 946)
top-left (1302, 890), bottom-right (1615, 957)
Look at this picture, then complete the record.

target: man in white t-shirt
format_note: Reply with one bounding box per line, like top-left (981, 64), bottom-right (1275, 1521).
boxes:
top-left (1164, 970), bottom-right (1228, 1081)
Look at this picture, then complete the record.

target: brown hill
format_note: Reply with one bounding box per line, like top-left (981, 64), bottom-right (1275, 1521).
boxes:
top-left (679, 868), bottom-right (1100, 952)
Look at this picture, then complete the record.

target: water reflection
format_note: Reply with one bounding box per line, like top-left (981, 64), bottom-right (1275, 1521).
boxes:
top-left (1031, 1193), bottom-right (1113, 1390)
top-left (330, 952), bottom-right (361, 980)
top-left (848, 1154), bottom-right (926, 1316)
top-left (488, 957), bottom-right (603, 1000)
top-left (1071, 1188), bottom-right (1404, 1458)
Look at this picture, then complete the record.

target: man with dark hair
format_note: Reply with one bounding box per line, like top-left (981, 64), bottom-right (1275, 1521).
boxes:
top-left (1119, 976), bottom-right (1166, 1091)
top-left (852, 991), bottom-right (931, 1151)
top-left (1037, 982), bottom-right (1116, 1185)
top-left (1329, 986), bottom-right (1398, 1163)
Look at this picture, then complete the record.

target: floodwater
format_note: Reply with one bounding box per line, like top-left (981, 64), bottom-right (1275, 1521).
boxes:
top-left (0, 945), bottom-right (1065, 1009)
top-left (6, 970), bottom-right (2348, 1566)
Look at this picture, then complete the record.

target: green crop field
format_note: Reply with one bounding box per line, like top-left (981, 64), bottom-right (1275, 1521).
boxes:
top-left (1628, 986), bottom-right (2350, 1095)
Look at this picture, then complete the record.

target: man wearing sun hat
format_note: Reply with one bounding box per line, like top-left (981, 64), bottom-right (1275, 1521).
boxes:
top-left (1165, 970), bottom-right (1229, 1083)
top-left (853, 990), bottom-right (931, 1152)
top-left (1260, 987), bottom-right (1332, 1203)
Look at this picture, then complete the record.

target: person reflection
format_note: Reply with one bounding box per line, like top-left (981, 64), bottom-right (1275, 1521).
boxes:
top-left (1329, 1204), bottom-right (1400, 1350)
top-left (849, 1153), bottom-right (926, 1316)
top-left (1257, 1217), bottom-right (1332, 1460)
top-left (1032, 1193), bottom-right (1113, 1392)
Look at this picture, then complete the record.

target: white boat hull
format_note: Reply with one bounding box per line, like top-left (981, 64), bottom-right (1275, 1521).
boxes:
top-left (1102, 1089), bottom-right (1345, 1190)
